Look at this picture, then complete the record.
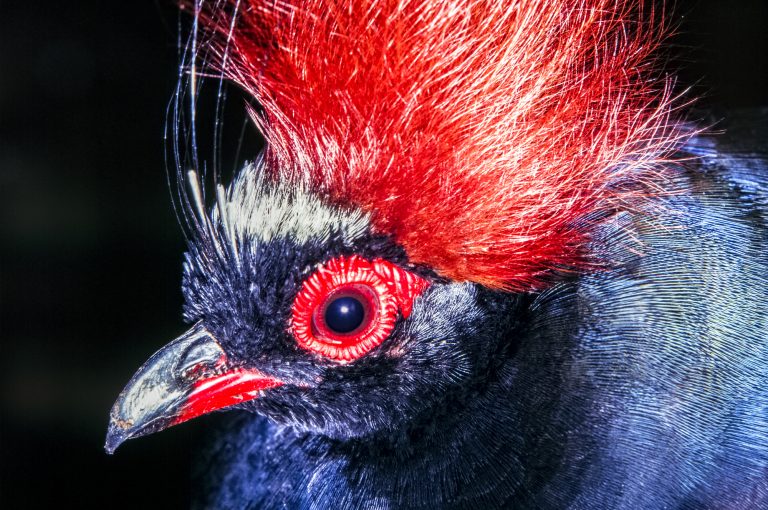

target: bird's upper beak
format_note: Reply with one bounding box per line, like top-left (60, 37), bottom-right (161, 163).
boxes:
top-left (104, 324), bottom-right (283, 454)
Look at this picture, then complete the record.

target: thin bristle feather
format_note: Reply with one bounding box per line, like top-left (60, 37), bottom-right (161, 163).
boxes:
top-left (193, 0), bottom-right (689, 290)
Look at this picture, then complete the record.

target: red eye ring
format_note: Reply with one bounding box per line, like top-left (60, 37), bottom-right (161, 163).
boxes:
top-left (291, 255), bottom-right (430, 362)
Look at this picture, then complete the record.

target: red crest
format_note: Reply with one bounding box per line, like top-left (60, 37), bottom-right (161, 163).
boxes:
top-left (194, 0), bottom-right (689, 290)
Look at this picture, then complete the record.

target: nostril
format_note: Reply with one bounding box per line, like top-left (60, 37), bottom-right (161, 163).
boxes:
top-left (180, 357), bottom-right (227, 381)
top-left (176, 331), bottom-right (227, 381)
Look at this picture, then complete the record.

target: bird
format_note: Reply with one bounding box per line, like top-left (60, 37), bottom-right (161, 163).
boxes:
top-left (105, 0), bottom-right (768, 508)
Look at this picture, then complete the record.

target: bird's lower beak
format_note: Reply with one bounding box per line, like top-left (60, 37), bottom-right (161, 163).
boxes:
top-left (104, 324), bottom-right (283, 454)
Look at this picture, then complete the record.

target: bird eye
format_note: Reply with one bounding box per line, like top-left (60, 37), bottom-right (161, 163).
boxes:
top-left (317, 285), bottom-right (376, 336)
top-left (291, 255), bottom-right (430, 362)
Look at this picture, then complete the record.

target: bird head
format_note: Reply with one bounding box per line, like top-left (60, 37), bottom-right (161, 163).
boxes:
top-left (106, 167), bottom-right (521, 450)
top-left (106, 0), bottom-right (686, 452)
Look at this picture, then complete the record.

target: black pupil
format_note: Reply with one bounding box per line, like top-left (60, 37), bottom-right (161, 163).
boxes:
top-left (324, 296), bottom-right (365, 334)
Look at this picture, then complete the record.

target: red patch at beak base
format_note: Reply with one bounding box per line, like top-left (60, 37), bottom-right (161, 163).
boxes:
top-left (174, 369), bottom-right (284, 425)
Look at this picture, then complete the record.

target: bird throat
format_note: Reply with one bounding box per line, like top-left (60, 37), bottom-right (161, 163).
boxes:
top-left (194, 356), bottom-right (552, 509)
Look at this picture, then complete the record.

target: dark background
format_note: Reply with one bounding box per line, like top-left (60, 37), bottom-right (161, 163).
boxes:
top-left (1, 1), bottom-right (766, 508)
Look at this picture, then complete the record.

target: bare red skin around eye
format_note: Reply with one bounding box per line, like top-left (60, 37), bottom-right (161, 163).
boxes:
top-left (290, 255), bottom-right (430, 362)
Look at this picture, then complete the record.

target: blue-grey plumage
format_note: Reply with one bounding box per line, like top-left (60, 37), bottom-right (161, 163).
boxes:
top-left (176, 111), bottom-right (768, 509)
top-left (528, 110), bottom-right (768, 508)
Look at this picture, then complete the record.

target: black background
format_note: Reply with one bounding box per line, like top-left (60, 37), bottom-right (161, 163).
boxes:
top-left (1, 1), bottom-right (767, 508)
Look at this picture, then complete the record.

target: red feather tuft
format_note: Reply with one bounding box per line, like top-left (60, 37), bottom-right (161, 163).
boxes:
top-left (193, 0), bottom-right (689, 290)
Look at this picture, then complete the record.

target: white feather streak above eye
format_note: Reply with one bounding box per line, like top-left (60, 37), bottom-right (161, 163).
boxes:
top-left (213, 162), bottom-right (371, 249)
